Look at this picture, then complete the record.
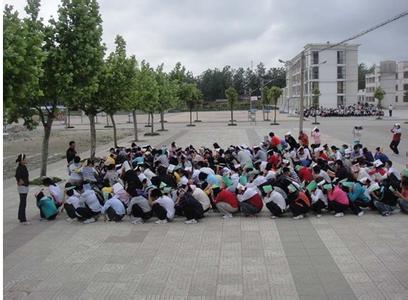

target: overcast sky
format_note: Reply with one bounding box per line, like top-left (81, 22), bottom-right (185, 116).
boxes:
top-left (6, 0), bottom-right (408, 75)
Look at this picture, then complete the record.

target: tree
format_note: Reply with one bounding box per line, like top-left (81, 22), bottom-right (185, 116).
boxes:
top-left (312, 88), bottom-right (321, 125)
top-left (100, 35), bottom-right (136, 147)
top-left (134, 61), bottom-right (159, 135)
top-left (180, 83), bottom-right (200, 126)
top-left (374, 87), bottom-right (386, 119)
top-left (225, 86), bottom-right (238, 126)
top-left (55, 0), bottom-right (106, 159)
top-left (155, 64), bottom-right (178, 131)
top-left (358, 63), bottom-right (375, 90)
top-left (3, 2), bottom-right (44, 128)
top-left (3, 1), bottom-right (65, 177)
top-left (268, 86), bottom-right (283, 125)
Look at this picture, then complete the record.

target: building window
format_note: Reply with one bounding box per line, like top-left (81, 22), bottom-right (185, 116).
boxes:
top-left (337, 96), bottom-right (344, 106)
top-left (337, 51), bottom-right (344, 64)
top-left (396, 73), bottom-right (398, 79)
top-left (312, 66), bottom-right (319, 79)
top-left (337, 81), bottom-right (344, 94)
top-left (396, 84), bottom-right (398, 91)
top-left (312, 81), bottom-right (319, 91)
top-left (395, 96), bottom-right (398, 102)
top-left (337, 66), bottom-right (344, 79)
top-left (312, 51), bottom-right (319, 65)
top-left (404, 71), bottom-right (408, 78)
top-left (404, 84), bottom-right (408, 90)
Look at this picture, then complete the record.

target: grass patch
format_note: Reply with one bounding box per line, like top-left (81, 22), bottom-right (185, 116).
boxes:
top-left (29, 176), bottom-right (63, 185)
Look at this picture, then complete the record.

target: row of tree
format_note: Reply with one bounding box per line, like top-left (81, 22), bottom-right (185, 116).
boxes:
top-left (197, 64), bottom-right (286, 101)
top-left (3, 0), bottom-right (202, 176)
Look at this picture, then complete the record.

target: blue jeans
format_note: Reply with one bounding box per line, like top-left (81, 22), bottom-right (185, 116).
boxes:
top-left (374, 200), bottom-right (394, 216)
top-left (398, 199), bottom-right (408, 214)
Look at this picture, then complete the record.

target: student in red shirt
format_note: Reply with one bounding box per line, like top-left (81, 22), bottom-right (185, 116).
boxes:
top-left (214, 187), bottom-right (239, 219)
top-left (267, 150), bottom-right (281, 169)
top-left (390, 123), bottom-right (401, 155)
top-left (237, 186), bottom-right (263, 217)
top-left (269, 132), bottom-right (281, 148)
top-left (298, 131), bottom-right (309, 148)
top-left (296, 165), bottom-right (314, 183)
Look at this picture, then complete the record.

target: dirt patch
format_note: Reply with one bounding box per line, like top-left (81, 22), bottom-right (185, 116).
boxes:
top-left (3, 127), bottom-right (133, 179)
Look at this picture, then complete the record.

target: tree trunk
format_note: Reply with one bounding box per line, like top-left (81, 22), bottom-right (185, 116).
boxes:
top-left (147, 113), bottom-right (151, 126)
top-left (88, 114), bottom-right (96, 159)
top-left (160, 111), bottom-right (165, 130)
top-left (190, 107), bottom-right (193, 125)
top-left (274, 106), bottom-right (277, 124)
top-left (132, 110), bottom-right (138, 142)
top-left (151, 112), bottom-right (154, 134)
top-left (40, 119), bottom-right (53, 177)
top-left (110, 114), bottom-right (118, 147)
top-left (230, 106), bottom-right (234, 124)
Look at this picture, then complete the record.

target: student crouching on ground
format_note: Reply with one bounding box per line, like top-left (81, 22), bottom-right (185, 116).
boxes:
top-left (127, 190), bottom-right (153, 224)
top-left (63, 183), bottom-right (84, 222)
top-left (263, 185), bottom-right (286, 218)
top-left (148, 188), bottom-right (175, 224)
top-left (288, 184), bottom-right (311, 220)
top-left (326, 182), bottom-right (349, 217)
top-left (35, 191), bottom-right (58, 221)
top-left (236, 184), bottom-right (263, 217)
top-left (101, 193), bottom-right (126, 222)
top-left (77, 183), bottom-right (102, 224)
top-left (213, 183), bottom-right (239, 219)
top-left (42, 177), bottom-right (64, 208)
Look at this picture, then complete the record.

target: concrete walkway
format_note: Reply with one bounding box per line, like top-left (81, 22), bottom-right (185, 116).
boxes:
top-left (4, 119), bottom-right (408, 299)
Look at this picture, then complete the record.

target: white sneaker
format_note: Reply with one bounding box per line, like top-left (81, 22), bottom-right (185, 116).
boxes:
top-left (21, 221), bottom-right (31, 225)
top-left (155, 219), bottom-right (168, 224)
top-left (65, 217), bottom-right (74, 222)
top-left (293, 215), bottom-right (304, 220)
top-left (83, 217), bottom-right (96, 224)
top-left (131, 218), bottom-right (144, 224)
top-left (222, 214), bottom-right (233, 219)
top-left (334, 212), bottom-right (344, 217)
top-left (357, 211), bottom-right (364, 217)
top-left (271, 215), bottom-right (277, 219)
top-left (185, 219), bottom-right (198, 224)
top-left (316, 214), bottom-right (322, 218)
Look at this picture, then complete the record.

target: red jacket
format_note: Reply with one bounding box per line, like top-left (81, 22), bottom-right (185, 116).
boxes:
top-left (247, 193), bottom-right (264, 210)
top-left (298, 167), bottom-right (314, 182)
top-left (214, 189), bottom-right (238, 208)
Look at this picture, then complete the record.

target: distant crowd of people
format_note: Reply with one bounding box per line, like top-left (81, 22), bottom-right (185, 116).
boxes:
top-left (15, 124), bottom-right (406, 225)
top-left (304, 103), bottom-right (387, 118)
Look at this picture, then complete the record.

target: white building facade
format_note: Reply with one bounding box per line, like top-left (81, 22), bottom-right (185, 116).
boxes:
top-left (365, 60), bottom-right (408, 107)
top-left (284, 43), bottom-right (359, 109)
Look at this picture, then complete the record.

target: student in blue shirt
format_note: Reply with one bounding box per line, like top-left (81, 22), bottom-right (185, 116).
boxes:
top-left (35, 191), bottom-right (58, 221)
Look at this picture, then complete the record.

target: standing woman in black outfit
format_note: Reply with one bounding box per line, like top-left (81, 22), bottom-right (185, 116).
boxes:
top-left (15, 153), bottom-right (30, 225)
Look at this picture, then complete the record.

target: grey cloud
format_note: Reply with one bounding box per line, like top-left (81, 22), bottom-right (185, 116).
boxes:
top-left (5, 0), bottom-right (408, 74)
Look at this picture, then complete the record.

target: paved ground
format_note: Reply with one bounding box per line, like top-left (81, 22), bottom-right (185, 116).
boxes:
top-left (3, 115), bottom-right (408, 299)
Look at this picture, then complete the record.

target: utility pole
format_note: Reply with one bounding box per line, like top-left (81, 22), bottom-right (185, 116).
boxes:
top-left (260, 78), bottom-right (264, 120)
top-left (299, 51), bottom-right (305, 133)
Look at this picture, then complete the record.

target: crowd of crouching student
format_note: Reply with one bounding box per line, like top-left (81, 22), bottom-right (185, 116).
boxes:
top-left (35, 133), bottom-right (408, 224)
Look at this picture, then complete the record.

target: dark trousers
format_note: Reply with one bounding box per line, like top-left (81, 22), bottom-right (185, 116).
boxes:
top-left (184, 205), bottom-right (204, 220)
top-left (76, 206), bottom-right (99, 219)
top-left (289, 201), bottom-right (309, 217)
top-left (328, 201), bottom-right (348, 213)
top-left (266, 201), bottom-right (284, 217)
top-left (390, 140), bottom-right (400, 154)
top-left (152, 203), bottom-right (168, 220)
top-left (312, 200), bottom-right (326, 214)
top-left (106, 207), bottom-right (124, 222)
top-left (64, 203), bottom-right (77, 219)
top-left (131, 204), bottom-right (153, 220)
top-left (389, 110), bottom-right (392, 117)
top-left (239, 201), bottom-right (262, 216)
top-left (18, 193), bottom-right (27, 222)
top-left (348, 200), bottom-right (369, 215)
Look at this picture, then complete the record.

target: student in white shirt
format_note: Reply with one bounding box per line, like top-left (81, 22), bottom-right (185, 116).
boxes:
top-left (307, 181), bottom-right (327, 217)
top-left (127, 194), bottom-right (153, 224)
top-left (77, 184), bottom-right (102, 224)
top-left (101, 195), bottom-right (126, 222)
top-left (63, 183), bottom-right (85, 221)
top-left (69, 156), bottom-right (83, 186)
top-left (263, 185), bottom-right (286, 218)
top-left (149, 188), bottom-right (175, 224)
top-left (42, 177), bottom-right (64, 207)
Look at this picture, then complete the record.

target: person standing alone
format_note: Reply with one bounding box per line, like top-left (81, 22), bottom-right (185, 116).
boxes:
top-left (388, 104), bottom-right (393, 117)
top-left (66, 141), bottom-right (77, 174)
top-left (390, 124), bottom-right (401, 155)
top-left (15, 154), bottom-right (30, 225)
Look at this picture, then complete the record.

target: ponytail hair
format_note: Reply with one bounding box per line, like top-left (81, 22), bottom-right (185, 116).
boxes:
top-left (16, 153), bottom-right (26, 163)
